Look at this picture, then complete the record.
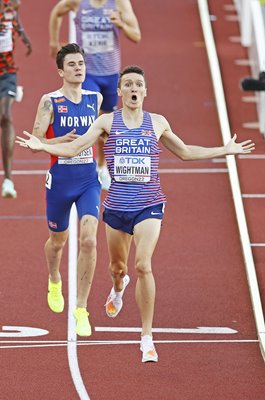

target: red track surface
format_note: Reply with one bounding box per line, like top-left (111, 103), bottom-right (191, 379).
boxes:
top-left (1, 1), bottom-right (265, 399)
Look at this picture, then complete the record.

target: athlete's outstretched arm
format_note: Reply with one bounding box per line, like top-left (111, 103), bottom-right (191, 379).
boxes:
top-left (16, 113), bottom-right (112, 157)
top-left (154, 115), bottom-right (255, 159)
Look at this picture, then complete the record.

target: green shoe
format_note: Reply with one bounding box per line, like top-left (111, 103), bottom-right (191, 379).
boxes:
top-left (47, 279), bottom-right (64, 313)
top-left (74, 308), bottom-right (92, 337)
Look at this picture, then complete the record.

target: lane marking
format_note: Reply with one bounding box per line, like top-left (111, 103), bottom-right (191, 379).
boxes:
top-left (0, 168), bottom-right (228, 175)
top-left (158, 168), bottom-right (228, 173)
top-left (0, 326), bottom-right (49, 337)
top-left (67, 206), bottom-right (90, 400)
top-left (94, 326), bottom-right (237, 334)
top-left (242, 194), bottom-right (265, 198)
top-left (0, 339), bottom-right (258, 350)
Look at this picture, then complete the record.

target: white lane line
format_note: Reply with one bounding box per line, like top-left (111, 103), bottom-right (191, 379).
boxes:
top-left (242, 194), bottom-right (265, 198)
top-left (95, 326), bottom-right (237, 334)
top-left (0, 169), bottom-right (228, 175)
top-left (158, 168), bottom-right (228, 173)
top-left (251, 244), bottom-right (265, 247)
top-left (0, 339), bottom-right (258, 350)
top-left (0, 170), bottom-right (47, 175)
top-left (67, 206), bottom-right (90, 400)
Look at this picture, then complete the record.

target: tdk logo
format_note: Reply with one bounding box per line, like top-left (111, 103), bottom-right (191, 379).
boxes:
top-left (121, 157), bottom-right (146, 164)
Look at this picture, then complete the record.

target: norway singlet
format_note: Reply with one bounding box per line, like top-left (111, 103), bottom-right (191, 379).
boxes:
top-left (103, 109), bottom-right (167, 211)
top-left (45, 89), bottom-right (101, 232)
top-left (75, 0), bottom-right (120, 76)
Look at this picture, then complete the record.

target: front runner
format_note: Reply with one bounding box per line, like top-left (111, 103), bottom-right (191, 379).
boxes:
top-left (17, 65), bottom-right (255, 362)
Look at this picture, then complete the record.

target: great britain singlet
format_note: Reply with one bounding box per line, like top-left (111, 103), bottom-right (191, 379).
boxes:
top-left (45, 89), bottom-right (98, 183)
top-left (74, 0), bottom-right (120, 76)
top-left (103, 110), bottom-right (167, 211)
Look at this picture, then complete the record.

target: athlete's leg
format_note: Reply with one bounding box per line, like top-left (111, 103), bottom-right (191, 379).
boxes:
top-left (0, 96), bottom-right (15, 180)
top-left (133, 219), bottom-right (162, 336)
top-left (76, 215), bottom-right (99, 308)
top-left (44, 229), bottom-right (69, 283)
top-left (105, 224), bottom-right (132, 291)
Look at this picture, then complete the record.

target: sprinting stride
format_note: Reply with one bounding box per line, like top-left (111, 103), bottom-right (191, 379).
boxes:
top-left (17, 65), bottom-right (255, 362)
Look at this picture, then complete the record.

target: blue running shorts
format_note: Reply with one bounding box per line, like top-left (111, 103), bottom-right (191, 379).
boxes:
top-left (46, 172), bottom-right (101, 232)
top-left (103, 203), bottom-right (165, 235)
top-left (82, 73), bottom-right (119, 112)
top-left (0, 72), bottom-right (17, 98)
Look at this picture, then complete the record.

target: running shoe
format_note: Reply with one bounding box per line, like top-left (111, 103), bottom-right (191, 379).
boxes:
top-left (105, 275), bottom-right (130, 318)
top-left (140, 335), bottom-right (158, 363)
top-left (74, 307), bottom-right (92, 337)
top-left (1, 178), bottom-right (17, 198)
top-left (47, 279), bottom-right (64, 313)
top-left (98, 165), bottom-right (111, 191)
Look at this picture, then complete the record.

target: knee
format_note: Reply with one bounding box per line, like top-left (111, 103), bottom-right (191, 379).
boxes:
top-left (109, 260), bottom-right (127, 277)
top-left (0, 114), bottom-right (12, 129)
top-left (79, 235), bottom-right (97, 253)
top-left (135, 259), bottom-right (152, 278)
top-left (46, 236), bottom-right (67, 253)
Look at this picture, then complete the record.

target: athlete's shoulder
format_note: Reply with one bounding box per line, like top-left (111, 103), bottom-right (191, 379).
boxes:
top-left (46, 89), bottom-right (64, 99)
top-left (149, 112), bottom-right (167, 124)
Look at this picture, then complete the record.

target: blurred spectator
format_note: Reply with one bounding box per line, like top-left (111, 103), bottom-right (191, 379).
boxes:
top-left (0, 0), bottom-right (32, 198)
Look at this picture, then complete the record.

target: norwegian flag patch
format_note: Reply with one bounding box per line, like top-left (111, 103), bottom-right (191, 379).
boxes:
top-left (58, 105), bottom-right (68, 113)
top-left (48, 221), bottom-right (58, 229)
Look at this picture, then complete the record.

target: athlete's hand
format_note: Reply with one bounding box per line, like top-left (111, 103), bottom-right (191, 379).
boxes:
top-left (109, 10), bottom-right (123, 28)
top-left (16, 131), bottom-right (43, 152)
top-left (59, 130), bottom-right (80, 143)
top-left (225, 134), bottom-right (255, 155)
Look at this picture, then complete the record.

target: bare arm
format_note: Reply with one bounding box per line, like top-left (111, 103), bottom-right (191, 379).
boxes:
top-left (32, 94), bottom-right (79, 145)
top-left (114, 0), bottom-right (141, 43)
top-left (17, 113), bottom-right (113, 157)
top-left (49, 0), bottom-right (79, 58)
top-left (152, 114), bottom-right (255, 159)
top-left (14, 12), bottom-right (32, 55)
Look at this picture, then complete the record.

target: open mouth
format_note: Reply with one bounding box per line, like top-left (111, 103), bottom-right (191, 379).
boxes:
top-left (131, 95), bottom-right (137, 101)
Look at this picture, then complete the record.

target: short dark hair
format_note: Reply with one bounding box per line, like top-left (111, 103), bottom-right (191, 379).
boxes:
top-left (118, 65), bottom-right (146, 88)
top-left (56, 43), bottom-right (85, 70)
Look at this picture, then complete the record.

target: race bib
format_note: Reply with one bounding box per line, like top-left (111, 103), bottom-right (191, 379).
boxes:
top-left (82, 31), bottom-right (114, 54)
top-left (114, 155), bottom-right (151, 183)
top-left (0, 22), bottom-right (13, 52)
top-left (58, 147), bottom-right (94, 165)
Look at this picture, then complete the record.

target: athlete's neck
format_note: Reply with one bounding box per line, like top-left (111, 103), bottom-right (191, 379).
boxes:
top-left (122, 108), bottom-right (144, 129)
top-left (60, 84), bottom-right (82, 104)
top-left (89, 0), bottom-right (108, 9)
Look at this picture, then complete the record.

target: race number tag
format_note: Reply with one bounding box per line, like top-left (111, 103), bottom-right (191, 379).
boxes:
top-left (45, 171), bottom-right (52, 189)
top-left (58, 148), bottom-right (93, 165)
top-left (114, 155), bottom-right (151, 183)
top-left (0, 22), bottom-right (13, 52)
top-left (82, 31), bottom-right (114, 54)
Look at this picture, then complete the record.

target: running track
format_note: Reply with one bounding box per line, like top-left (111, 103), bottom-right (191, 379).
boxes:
top-left (1, 1), bottom-right (265, 399)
